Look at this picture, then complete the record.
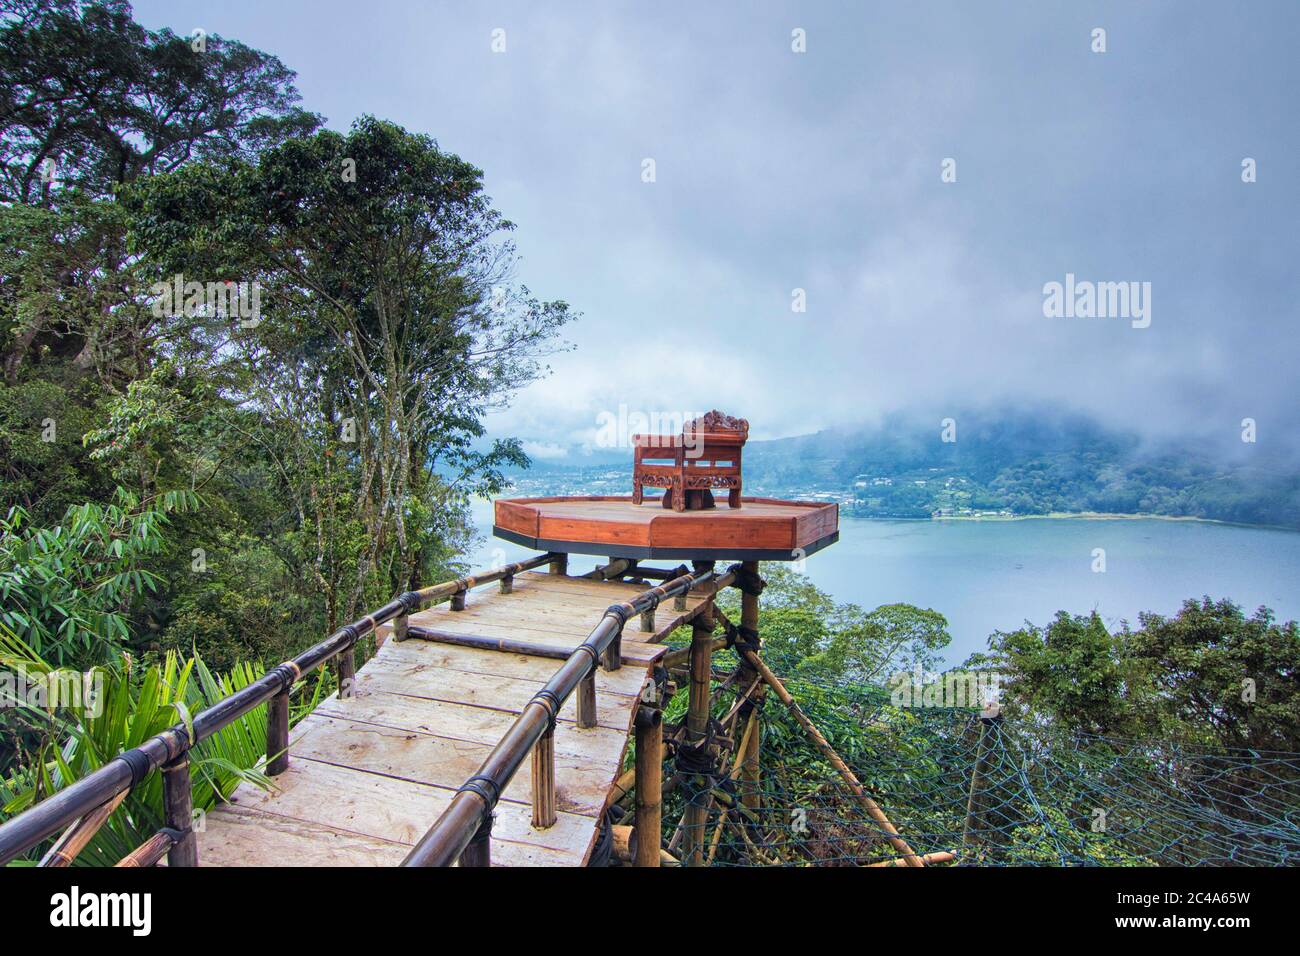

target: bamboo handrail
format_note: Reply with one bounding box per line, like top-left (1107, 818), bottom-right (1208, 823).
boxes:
top-left (739, 649), bottom-right (925, 867)
top-left (401, 566), bottom-right (720, 867)
top-left (0, 553), bottom-right (560, 866)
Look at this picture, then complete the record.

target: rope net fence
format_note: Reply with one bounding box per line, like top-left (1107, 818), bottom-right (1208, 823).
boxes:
top-left (661, 649), bottom-right (1300, 867)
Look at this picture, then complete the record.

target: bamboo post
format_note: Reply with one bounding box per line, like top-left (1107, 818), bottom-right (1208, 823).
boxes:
top-left (963, 703), bottom-right (1003, 849)
top-left (634, 704), bottom-right (663, 867)
top-left (640, 608), bottom-right (655, 633)
top-left (162, 754), bottom-right (198, 867)
top-left (267, 689), bottom-right (290, 776)
top-left (531, 727), bottom-right (557, 829)
top-left (450, 587), bottom-right (467, 611)
top-left (738, 561), bottom-right (764, 812)
top-left (549, 553), bottom-right (567, 575)
top-left (499, 574), bottom-right (514, 594)
top-left (393, 613), bottom-right (409, 642)
top-left (460, 817), bottom-right (492, 867)
top-left (741, 649), bottom-right (925, 866)
top-left (336, 646), bottom-right (355, 700)
top-left (576, 669), bottom-right (598, 729)
top-left (602, 628), bottom-right (622, 671)
top-left (682, 600), bottom-right (715, 867)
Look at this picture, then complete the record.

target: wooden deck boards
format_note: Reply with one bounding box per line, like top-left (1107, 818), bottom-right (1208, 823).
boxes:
top-left (197, 572), bottom-right (708, 867)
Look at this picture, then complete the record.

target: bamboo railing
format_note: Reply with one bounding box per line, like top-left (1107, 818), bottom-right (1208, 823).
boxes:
top-left (0, 552), bottom-right (559, 867)
top-left (1, 548), bottom-right (934, 869)
top-left (400, 565), bottom-right (721, 867)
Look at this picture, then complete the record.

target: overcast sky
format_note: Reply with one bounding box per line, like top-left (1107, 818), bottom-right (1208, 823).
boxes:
top-left (134, 1), bottom-right (1299, 457)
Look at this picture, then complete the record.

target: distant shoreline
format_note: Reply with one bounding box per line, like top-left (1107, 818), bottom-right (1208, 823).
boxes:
top-left (850, 510), bottom-right (1299, 533)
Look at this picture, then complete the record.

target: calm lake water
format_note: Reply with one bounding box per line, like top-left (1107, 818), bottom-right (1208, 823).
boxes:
top-left (467, 500), bottom-right (1300, 665)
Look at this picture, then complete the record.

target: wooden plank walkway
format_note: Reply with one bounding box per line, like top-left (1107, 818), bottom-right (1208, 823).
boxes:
top-left (196, 571), bottom-right (710, 866)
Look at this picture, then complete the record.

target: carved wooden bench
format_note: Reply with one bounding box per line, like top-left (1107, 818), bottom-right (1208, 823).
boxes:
top-left (632, 411), bottom-right (748, 512)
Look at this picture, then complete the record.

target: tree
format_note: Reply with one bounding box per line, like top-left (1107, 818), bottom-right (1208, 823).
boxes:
top-left (0, 0), bottom-right (317, 384)
top-left (966, 611), bottom-right (1137, 737)
top-left (731, 565), bottom-right (951, 684)
top-left (123, 116), bottom-right (575, 615)
top-left (0, 487), bottom-right (195, 669)
top-left (1123, 598), bottom-right (1300, 752)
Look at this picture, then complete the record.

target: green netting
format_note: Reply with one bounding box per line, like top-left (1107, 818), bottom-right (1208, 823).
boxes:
top-left (669, 651), bottom-right (1300, 867)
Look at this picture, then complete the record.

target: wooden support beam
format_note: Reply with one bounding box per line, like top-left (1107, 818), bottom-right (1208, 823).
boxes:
top-left (449, 588), bottom-right (467, 611)
top-left (610, 765), bottom-right (636, 805)
top-left (38, 790), bottom-right (128, 867)
top-left (584, 558), bottom-right (633, 581)
top-left (866, 851), bottom-right (955, 867)
top-left (549, 553), bottom-right (567, 575)
top-left (499, 574), bottom-right (513, 594)
top-left (705, 709), bottom-right (758, 866)
top-left (682, 600), bottom-right (715, 867)
top-left (634, 704), bottom-right (663, 867)
top-left (737, 562), bottom-right (764, 812)
top-left (661, 636), bottom-right (726, 670)
top-left (115, 830), bottom-right (176, 868)
top-left (531, 727), bottom-right (557, 829)
top-left (741, 648), bottom-right (925, 867)
top-left (162, 754), bottom-right (197, 867)
top-left (963, 704), bottom-right (1003, 849)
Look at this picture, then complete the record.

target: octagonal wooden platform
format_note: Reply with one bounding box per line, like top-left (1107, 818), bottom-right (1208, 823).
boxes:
top-left (494, 496), bottom-right (838, 561)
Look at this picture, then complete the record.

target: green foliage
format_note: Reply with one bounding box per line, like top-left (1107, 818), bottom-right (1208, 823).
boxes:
top-left (1123, 598), bottom-right (1300, 752)
top-left (0, 487), bottom-right (195, 669)
top-left (0, 626), bottom-right (303, 866)
top-left (970, 597), bottom-right (1300, 752)
top-left (659, 566), bottom-right (1298, 866)
top-left (719, 565), bottom-right (951, 683)
top-left (968, 611), bottom-right (1137, 737)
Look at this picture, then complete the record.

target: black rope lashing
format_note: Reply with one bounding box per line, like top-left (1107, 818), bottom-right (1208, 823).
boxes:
top-left (118, 749), bottom-right (154, 789)
top-left (588, 803), bottom-right (626, 867)
top-left (723, 619), bottom-right (762, 656)
top-left (674, 741), bottom-right (719, 805)
top-left (533, 688), bottom-right (563, 732)
top-left (728, 563), bottom-right (766, 597)
top-left (459, 774), bottom-right (502, 824)
top-left (651, 664), bottom-right (668, 696)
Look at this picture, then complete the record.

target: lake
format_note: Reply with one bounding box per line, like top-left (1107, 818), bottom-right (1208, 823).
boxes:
top-left (466, 500), bottom-right (1300, 664)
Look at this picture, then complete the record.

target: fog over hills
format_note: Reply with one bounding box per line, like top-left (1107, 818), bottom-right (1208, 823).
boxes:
top-left (499, 406), bottom-right (1300, 528)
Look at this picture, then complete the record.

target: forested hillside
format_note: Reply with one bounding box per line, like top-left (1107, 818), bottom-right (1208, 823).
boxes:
top-left (743, 410), bottom-right (1300, 526)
